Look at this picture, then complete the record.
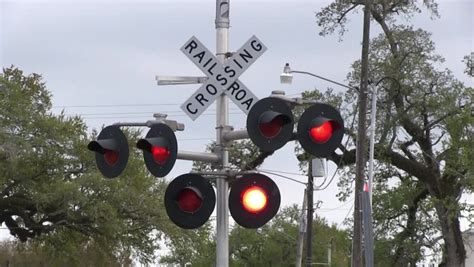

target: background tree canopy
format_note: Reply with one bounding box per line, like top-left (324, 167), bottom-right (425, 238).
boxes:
top-left (0, 66), bottom-right (175, 264)
top-left (313, 1), bottom-right (473, 266)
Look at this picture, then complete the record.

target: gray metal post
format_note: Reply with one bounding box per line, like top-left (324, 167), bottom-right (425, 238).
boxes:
top-left (328, 239), bottom-right (332, 267)
top-left (215, 1), bottom-right (230, 266)
top-left (296, 189), bottom-right (307, 267)
top-left (362, 188), bottom-right (374, 267)
top-left (306, 162), bottom-right (314, 266)
top-left (368, 86), bottom-right (377, 207)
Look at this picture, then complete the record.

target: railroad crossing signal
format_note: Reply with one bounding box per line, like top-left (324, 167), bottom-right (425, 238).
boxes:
top-left (229, 173), bottom-right (281, 228)
top-left (180, 35), bottom-right (266, 120)
top-left (246, 97), bottom-right (294, 152)
top-left (247, 97), bottom-right (344, 158)
top-left (137, 124), bottom-right (178, 177)
top-left (164, 173), bottom-right (216, 229)
top-left (297, 103), bottom-right (344, 157)
top-left (87, 126), bottom-right (129, 178)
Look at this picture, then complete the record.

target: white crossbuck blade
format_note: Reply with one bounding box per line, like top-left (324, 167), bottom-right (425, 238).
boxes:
top-left (180, 35), bottom-right (267, 120)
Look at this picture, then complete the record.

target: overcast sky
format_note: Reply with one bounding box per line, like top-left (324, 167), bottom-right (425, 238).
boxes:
top-left (1, 0), bottom-right (473, 246)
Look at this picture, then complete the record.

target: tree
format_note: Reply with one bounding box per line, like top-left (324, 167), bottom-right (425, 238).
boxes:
top-left (314, 1), bottom-right (473, 265)
top-left (228, 205), bottom-right (350, 267)
top-left (159, 221), bottom-right (216, 266)
top-left (0, 239), bottom-right (122, 266)
top-left (159, 204), bottom-right (351, 267)
top-left (0, 66), bottom-right (173, 263)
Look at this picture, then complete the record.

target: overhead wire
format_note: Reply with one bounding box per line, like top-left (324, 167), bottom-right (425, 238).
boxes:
top-left (52, 103), bottom-right (182, 108)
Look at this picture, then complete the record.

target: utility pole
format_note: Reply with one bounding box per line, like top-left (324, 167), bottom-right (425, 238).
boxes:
top-left (215, 1), bottom-right (230, 266)
top-left (352, 0), bottom-right (371, 266)
top-left (306, 162), bottom-right (314, 267)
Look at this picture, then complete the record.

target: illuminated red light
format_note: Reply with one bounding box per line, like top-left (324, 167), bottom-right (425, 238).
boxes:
top-left (177, 188), bottom-right (203, 213)
top-left (259, 117), bottom-right (284, 138)
top-left (152, 146), bottom-right (170, 165)
top-left (242, 186), bottom-right (268, 213)
top-left (310, 121), bottom-right (333, 143)
top-left (104, 149), bottom-right (119, 166)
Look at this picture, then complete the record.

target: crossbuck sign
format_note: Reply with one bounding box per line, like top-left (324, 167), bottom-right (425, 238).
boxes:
top-left (180, 35), bottom-right (267, 120)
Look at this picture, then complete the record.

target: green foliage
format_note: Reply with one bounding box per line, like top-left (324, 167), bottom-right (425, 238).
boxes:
top-left (316, 0), bottom-right (439, 39)
top-left (0, 66), bottom-right (172, 263)
top-left (159, 205), bottom-right (351, 267)
top-left (229, 205), bottom-right (350, 267)
top-left (315, 1), bottom-right (472, 265)
top-left (160, 221), bottom-right (216, 266)
top-left (0, 239), bottom-right (123, 266)
top-left (160, 205), bottom-right (351, 266)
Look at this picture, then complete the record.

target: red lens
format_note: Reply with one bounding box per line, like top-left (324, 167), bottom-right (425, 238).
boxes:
top-left (177, 188), bottom-right (203, 213)
top-left (152, 146), bottom-right (170, 165)
top-left (310, 121), bottom-right (333, 143)
top-left (242, 186), bottom-right (268, 214)
top-left (104, 149), bottom-right (119, 166)
top-left (259, 117), bottom-right (284, 138)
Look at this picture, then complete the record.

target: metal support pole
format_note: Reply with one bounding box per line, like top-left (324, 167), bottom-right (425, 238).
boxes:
top-left (368, 86), bottom-right (377, 207)
top-left (306, 162), bottom-right (314, 266)
top-left (215, 1), bottom-right (230, 267)
top-left (328, 239), bottom-right (333, 267)
top-left (351, 0), bottom-right (371, 266)
top-left (295, 189), bottom-right (307, 267)
top-left (177, 150), bottom-right (220, 163)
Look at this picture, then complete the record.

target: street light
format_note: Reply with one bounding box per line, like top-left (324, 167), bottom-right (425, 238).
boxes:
top-left (280, 63), bottom-right (357, 91)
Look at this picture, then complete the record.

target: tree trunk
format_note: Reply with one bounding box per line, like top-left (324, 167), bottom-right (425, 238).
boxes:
top-left (434, 202), bottom-right (466, 266)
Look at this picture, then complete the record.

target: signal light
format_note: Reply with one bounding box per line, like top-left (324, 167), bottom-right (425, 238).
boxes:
top-left (242, 186), bottom-right (268, 213)
top-left (165, 173), bottom-right (216, 229)
top-left (246, 97), bottom-right (294, 152)
top-left (229, 173), bottom-right (281, 228)
top-left (137, 124), bottom-right (178, 177)
top-left (297, 103), bottom-right (344, 157)
top-left (309, 120), bottom-right (333, 143)
top-left (177, 188), bottom-right (203, 213)
top-left (88, 126), bottom-right (129, 178)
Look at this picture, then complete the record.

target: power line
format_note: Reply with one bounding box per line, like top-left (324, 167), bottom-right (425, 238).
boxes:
top-left (79, 112), bottom-right (244, 120)
top-left (63, 108), bottom-right (242, 116)
top-left (52, 103), bottom-right (181, 108)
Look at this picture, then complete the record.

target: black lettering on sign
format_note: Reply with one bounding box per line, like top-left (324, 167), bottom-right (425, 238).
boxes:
top-left (224, 66), bottom-right (236, 78)
top-left (184, 40), bottom-right (198, 54)
top-left (216, 74), bottom-right (228, 86)
top-left (250, 40), bottom-right (262, 51)
top-left (203, 58), bottom-right (213, 68)
top-left (239, 49), bottom-right (253, 63)
top-left (235, 89), bottom-right (246, 100)
top-left (186, 103), bottom-right (198, 114)
top-left (195, 93), bottom-right (208, 106)
top-left (207, 62), bottom-right (217, 76)
top-left (206, 84), bottom-right (218, 95)
top-left (241, 98), bottom-right (254, 110)
top-left (227, 82), bottom-right (240, 95)
top-left (233, 59), bottom-right (243, 69)
top-left (193, 51), bottom-right (205, 63)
